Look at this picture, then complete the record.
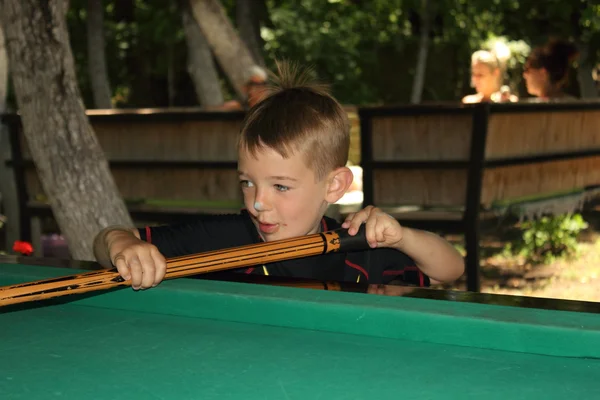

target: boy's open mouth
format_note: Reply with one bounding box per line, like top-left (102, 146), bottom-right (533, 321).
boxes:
top-left (250, 214), bottom-right (280, 235)
top-left (258, 221), bottom-right (278, 234)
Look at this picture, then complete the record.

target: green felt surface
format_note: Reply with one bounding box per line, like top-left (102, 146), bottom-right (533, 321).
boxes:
top-left (2, 263), bottom-right (600, 399)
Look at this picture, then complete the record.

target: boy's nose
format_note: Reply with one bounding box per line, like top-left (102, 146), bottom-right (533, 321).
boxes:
top-left (253, 191), bottom-right (271, 211)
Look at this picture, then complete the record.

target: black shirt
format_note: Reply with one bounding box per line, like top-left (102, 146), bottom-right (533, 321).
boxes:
top-left (138, 211), bottom-right (430, 287)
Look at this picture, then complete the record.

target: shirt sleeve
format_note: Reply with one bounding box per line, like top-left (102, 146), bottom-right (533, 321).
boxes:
top-left (372, 248), bottom-right (430, 287)
top-left (137, 213), bottom-right (259, 258)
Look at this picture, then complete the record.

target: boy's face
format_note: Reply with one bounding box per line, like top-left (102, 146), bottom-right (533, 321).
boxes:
top-left (238, 146), bottom-right (333, 242)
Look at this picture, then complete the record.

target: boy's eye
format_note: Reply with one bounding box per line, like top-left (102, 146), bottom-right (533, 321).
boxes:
top-left (274, 184), bottom-right (289, 192)
top-left (240, 180), bottom-right (254, 188)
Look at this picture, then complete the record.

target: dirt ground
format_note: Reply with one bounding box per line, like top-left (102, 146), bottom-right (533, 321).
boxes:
top-left (437, 211), bottom-right (600, 302)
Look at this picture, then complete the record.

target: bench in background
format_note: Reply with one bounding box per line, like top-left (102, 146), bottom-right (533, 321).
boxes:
top-left (359, 101), bottom-right (600, 292)
top-left (3, 108), bottom-right (246, 252)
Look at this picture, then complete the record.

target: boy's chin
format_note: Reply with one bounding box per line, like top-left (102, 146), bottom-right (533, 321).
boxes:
top-left (259, 229), bottom-right (318, 242)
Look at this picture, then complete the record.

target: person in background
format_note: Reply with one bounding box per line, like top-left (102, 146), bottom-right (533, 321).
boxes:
top-left (462, 42), bottom-right (518, 104)
top-left (522, 39), bottom-right (579, 101)
top-left (220, 66), bottom-right (269, 110)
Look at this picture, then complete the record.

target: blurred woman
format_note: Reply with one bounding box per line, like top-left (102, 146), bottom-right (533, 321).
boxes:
top-left (463, 43), bottom-right (517, 104)
top-left (522, 39), bottom-right (579, 101)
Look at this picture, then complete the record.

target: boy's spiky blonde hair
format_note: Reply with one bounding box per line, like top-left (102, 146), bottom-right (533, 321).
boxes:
top-left (238, 61), bottom-right (350, 180)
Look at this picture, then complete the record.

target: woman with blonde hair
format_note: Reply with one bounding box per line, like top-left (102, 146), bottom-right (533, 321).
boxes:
top-left (462, 42), bottom-right (518, 103)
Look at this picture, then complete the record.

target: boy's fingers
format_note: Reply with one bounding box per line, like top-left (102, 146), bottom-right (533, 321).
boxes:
top-left (342, 213), bottom-right (356, 227)
top-left (365, 216), bottom-right (378, 247)
top-left (350, 208), bottom-right (374, 234)
top-left (344, 217), bottom-right (360, 234)
top-left (344, 206), bottom-right (379, 232)
top-left (377, 213), bottom-right (392, 242)
top-left (111, 244), bottom-right (167, 290)
top-left (151, 248), bottom-right (167, 287)
top-left (113, 255), bottom-right (130, 281)
top-left (376, 219), bottom-right (387, 244)
top-left (350, 218), bottom-right (365, 235)
top-left (127, 256), bottom-right (143, 290)
top-left (138, 252), bottom-right (156, 290)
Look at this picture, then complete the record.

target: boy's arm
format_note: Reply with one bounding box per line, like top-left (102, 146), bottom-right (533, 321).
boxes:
top-left (393, 227), bottom-right (464, 284)
top-left (343, 206), bottom-right (464, 284)
top-left (92, 213), bottom-right (258, 289)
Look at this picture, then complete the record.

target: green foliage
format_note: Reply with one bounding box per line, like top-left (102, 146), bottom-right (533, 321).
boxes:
top-left (58, 0), bottom-right (600, 108)
top-left (262, 0), bottom-right (410, 104)
top-left (67, 0), bottom-right (199, 108)
top-left (505, 214), bottom-right (589, 265)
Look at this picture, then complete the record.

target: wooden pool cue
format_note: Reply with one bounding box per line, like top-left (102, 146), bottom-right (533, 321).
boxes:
top-left (0, 226), bottom-right (367, 307)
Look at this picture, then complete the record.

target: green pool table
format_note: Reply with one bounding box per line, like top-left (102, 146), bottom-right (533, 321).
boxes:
top-left (2, 255), bottom-right (600, 399)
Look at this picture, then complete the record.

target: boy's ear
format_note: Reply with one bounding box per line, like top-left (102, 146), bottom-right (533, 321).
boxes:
top-left (325, 166), bottom-right (354, 204)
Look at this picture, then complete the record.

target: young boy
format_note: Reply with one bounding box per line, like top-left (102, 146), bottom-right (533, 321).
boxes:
top-left (93, 62), bottom-right (464, 290)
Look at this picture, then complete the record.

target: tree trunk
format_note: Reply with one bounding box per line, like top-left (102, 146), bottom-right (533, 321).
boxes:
top-left (167, 45), bottom-right (176, 106)
top-left (0, 24), bottom-right (6, 106)
top-left (86, 0), bottom-right (113, 108)
top-left (188, 0), bottom-right (257, 100)
top-left (410, 0), bottom-right (430, 104)
top-left (180, 0), bottom-right (224, 107)
top-left (236, 0), bottom-right (265, 67)
top-left (0, 22), bottom-right (21, 250)
top-left (1, 0), bottom-right (133, 260)
top-left (577, 43), bottom-right (598, 99)
top-left (0, 21), bottom-right (8, 105)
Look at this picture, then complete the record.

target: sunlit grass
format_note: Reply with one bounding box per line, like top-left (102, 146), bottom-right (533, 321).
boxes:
top-left (481, 239), bottom-right (600, 302)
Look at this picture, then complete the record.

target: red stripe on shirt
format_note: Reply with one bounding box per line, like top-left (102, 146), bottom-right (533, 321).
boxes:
top-left (321, 218), bottom-right (328, 232)
top-left (345, 259), bottom-right (369, 280)
top-left (245, 268), bottom-right (255, 274)
top-left (145, 226), bottom-right (152, 244)
top-left (382, 266), bottom-right (418, 275)
top-left (382, 270), bottom-right (405, 275)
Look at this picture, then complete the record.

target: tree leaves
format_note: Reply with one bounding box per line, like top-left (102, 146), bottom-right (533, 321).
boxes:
top-left (61, 0), bottom-right (600, 107)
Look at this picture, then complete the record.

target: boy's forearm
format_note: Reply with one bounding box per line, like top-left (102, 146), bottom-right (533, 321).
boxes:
top-left (93, 226), bottom-right (140, 268)
top-left (394, 228), bottom-right (465, 283)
